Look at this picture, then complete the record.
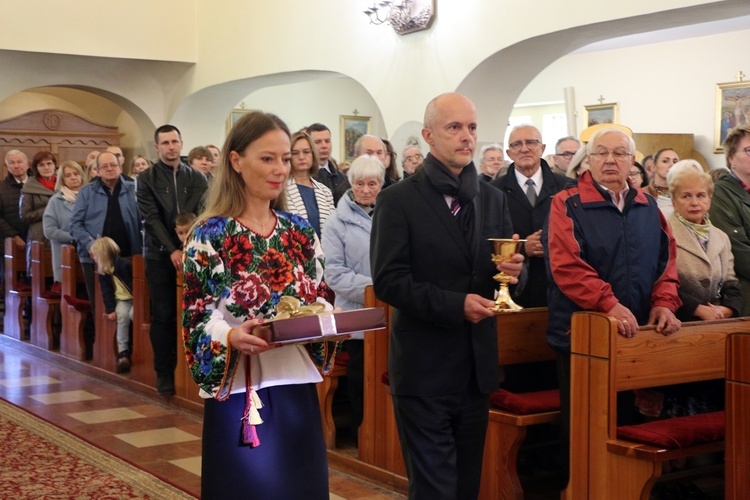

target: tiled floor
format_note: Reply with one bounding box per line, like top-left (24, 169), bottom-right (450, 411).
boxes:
top-left (0, 336), bottom-right (403, 499)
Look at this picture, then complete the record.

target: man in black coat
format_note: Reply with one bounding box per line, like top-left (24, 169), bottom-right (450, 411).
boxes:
top-left (491, 125), bottom-right (575, 308)
top-left (0, 150), bottom-right (30, 247)
top-left (371, 93), bottom-right (523, 500)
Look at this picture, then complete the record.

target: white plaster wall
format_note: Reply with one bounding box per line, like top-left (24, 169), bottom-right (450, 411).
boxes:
top-left (0, 0), bottom-right (196, 62)
top-left (516, 27), bottom-right (750, 169)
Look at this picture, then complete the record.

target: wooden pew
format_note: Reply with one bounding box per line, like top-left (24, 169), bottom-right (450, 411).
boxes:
top-left (30, 240), bottom-right (60, 350)
top-left (91, 267), bottom-right (117, 372)
top-left (359, 287), bottom-right (556, 498)
top-left (726, 332), bottom-right (750, 499)
top-left (316, 362), bottom-right (348, 449)
top-left (59, 244), bottom-right (89, 360)
top-left (130, 254), bottom-right (155, 388)
top-left (174, 269), bottom-right (203, 404)
top-left (480, 307), bottom-right (557, 500)
top-left (360, 286), bottom-right (406, 480)
top-left (567, 312), bottom-right (750, 499)
top-left (3, 237), bottom-right (31, 340)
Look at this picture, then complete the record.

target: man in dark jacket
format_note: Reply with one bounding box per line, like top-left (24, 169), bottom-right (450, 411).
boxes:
top-left (372, 93), bottom-right (523, 500)
top-left (0, 150), bottom-right (30, 247)
top-left (137, 124), bottom-right (208, 395)
top-left (490, 125), bottom-right (575, 307)
top-left (307, 122), bottom-right (350, 204)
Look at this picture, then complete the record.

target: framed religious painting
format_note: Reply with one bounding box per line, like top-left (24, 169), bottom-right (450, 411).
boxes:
top-left (584, 102), bottom-right (619, 127)
top-left (340, 115), bottom-right (371, 163)
top-left (226, 108), bottom-right (251, 135)
top-left (715, 80), bottom-right (750, 152)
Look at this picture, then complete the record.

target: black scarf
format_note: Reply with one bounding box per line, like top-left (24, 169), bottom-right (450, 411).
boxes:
top-left (422, 153), bottom-right (479, 243)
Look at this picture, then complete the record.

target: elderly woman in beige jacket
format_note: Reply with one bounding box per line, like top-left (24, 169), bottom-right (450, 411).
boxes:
top-left (667, 160), bottom-right (742, 321)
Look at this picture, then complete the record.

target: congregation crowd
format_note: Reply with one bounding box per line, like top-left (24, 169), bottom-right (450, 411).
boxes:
top-left (2, 91), bottom-right (748, 498)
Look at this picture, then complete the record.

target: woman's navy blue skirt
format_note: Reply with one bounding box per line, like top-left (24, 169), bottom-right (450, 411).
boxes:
top-left (201, 383), bottom-right (329, 500)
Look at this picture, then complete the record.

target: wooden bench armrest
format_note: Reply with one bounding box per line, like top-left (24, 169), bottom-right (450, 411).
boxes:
top-left (489, 409), bottom-right (559, 427)
top-left (606, 438), bottom-right (724, 462)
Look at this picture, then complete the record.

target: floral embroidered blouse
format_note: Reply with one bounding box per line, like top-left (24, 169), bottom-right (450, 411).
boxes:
top-left (182, 211), bottom-right (336, 399)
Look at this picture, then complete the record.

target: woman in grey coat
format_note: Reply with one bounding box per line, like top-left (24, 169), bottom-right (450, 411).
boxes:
top-left (322, 155), bottom-right (384, 441)
top-left (43, 161), bottom-right (87, 283)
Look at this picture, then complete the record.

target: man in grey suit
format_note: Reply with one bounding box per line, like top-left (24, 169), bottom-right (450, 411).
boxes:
top-left (371, 92), bottom-right (522, 500)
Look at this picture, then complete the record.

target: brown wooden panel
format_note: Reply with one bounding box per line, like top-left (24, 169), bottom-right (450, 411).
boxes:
top-left (568, 312), bottom-right (750, 499)
top-left (59, 245), bottom-right (87, 360)
top-left (92, 265), bottom-right (117, 373)
top-left (496, 307), bottom-right (553, 365)
top-left (130, 255), bottom-right (155, 387)
top-left (30, 241), bottom-right (59, 350)
top-left (0, 109), bottom-right (122, 178)
top-left (726, 332), bottom-right (750, 500)
top-left (3, 237), bottom-right (30, 340)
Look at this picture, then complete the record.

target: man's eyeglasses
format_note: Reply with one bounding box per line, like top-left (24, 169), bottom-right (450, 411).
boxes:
top-left (555, 151), bottom-right (576, 159)
top-left (589, 150), bottom-right (633, 162)
top-left (628, 170), bottom-right (643, 178)
top-left (508, 140), bottom-right (542, 151)
top-left (404, 153), bottom-right (423, 162)
top-left (741, 147), bottom-right (750, 157)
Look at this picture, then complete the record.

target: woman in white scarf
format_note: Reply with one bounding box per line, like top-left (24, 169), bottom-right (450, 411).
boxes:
top-left (43, 161), bottom-right (87, 285)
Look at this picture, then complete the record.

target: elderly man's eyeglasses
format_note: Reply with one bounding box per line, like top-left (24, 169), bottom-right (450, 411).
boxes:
top-left (589, 150), bottom-right (633, 162)
top-left (555, 151), bottom-right (576, 159)
top-left (404, 153), bottom-right (423, 162)
top-left (741, 147), bottom-right (750, 156)
top-left (508, 140), bottom-right (542, 151)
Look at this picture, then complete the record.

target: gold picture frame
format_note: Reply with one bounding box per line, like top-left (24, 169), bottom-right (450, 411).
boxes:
top-left (715, 81), bottom-right (750, 152)
top-left (584, 102), bottom-right (619, 127)
top-left (340, 115), bottom-right (371, 162)
top-left (226, 108), bottom-right (251, 135)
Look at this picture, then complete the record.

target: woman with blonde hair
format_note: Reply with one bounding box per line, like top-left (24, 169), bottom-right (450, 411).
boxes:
top-left (43, 160), bottom-right (86, 285)
top-left (90, 237), bottom-right (133, 373)
top-left (182, 111), bottom-right (340, 499)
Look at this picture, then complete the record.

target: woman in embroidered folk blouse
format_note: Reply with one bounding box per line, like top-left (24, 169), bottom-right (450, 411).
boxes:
top-left (182, 111), bottom-right (337, 499)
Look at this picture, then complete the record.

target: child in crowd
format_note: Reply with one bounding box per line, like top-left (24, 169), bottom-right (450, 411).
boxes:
top-left (90, 237), bottom-right (133, 374)
top-left (175, 212), bottom-right (197, 247)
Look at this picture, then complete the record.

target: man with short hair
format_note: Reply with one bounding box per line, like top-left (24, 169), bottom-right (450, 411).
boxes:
top-left (307, 123), bottom-right (349, 204)
top-left (137, 125), bottom-right (208, 395)
top-left (478, 143), bottom-right (508, 181)
top-left (371, 92), bottom-right (522, 499)
top-left (106, 146), bottom-right (125, 170)
top-left (401, 146), bottom-right (423, 178)
top-left (187, 146), bottom-right (213, 180)
top-left (206, 144), bottom-right (221, 173)
top-left (491, 125), bottom-right (573, 307)
top-left (0, 150), bottom-right (30, 249)
top-left (545, 127), bottom-right (681, 489)
top-left (353, 134), bottom-right (395, 188)
top-left (551, 136), bottom-right (581, 176)
top-left (70, 151), bottom-right (142, 369)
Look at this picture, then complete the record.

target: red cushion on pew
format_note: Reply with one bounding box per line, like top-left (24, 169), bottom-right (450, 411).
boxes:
top-left (490, 388), bottom-right (561, 415)
top-left (17, 283), bottom-right (31, 293)
top-left (616, 411), bottom-right (725, 449)
top-left (334, 351), bottom-right (350, 367)
top-left (63, 295), bottom-right (90, 312)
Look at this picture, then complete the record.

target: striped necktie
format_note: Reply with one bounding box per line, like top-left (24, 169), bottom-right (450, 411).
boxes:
top-left (450, 196), bottom-right (461, 218)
